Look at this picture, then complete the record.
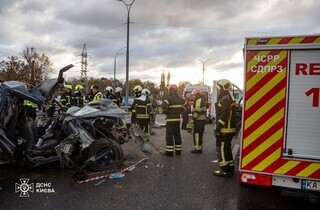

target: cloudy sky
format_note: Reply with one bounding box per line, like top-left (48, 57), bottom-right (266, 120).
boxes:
top-left (0, 0), bottom-right (319, 88)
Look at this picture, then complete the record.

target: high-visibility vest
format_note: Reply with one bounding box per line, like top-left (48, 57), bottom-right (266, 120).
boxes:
top-left (93, 91), bottom-right (103, 101)
top-left (192, 97), bottom-right (206, 121)
top-left (24, 100), bottom-right (38, 108)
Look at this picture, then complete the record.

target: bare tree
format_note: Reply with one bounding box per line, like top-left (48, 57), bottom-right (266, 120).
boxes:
top-left (22, 46), bottom-right (53, 84)
top-left (0, 56), bottom-right (26, 81)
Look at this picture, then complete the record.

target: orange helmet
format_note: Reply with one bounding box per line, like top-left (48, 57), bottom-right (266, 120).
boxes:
top-left (168, 84), bottom-right (178, 92)
top-left (191, 89), bottom-right (202, 96)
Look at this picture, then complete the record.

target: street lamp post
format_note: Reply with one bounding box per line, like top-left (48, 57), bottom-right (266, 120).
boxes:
top-left (114, 47), bottom-right (126, 90)
top-left (117, 0), bottom-right (136, 105)
top-left (198, 58), bottom-right (213, 85)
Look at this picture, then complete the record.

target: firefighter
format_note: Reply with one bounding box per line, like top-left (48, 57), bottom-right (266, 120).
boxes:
top-left (141, 88), bottom-right (153, 130)
top-left (24, 83), bottom-right (38, 121)
top-left (114, 87), bottom-right (123, 107)
top-left (105, 86), bottom-right (118, 104)
top-left (73, 84), bottom-right (84, 107)
top-left (190, 89), bottom-right (206, 153)
top-left (130, 85), bottom-right (143, 124)
top-left (181, 93), bottom-right (191, 130)
top-left (60, 85), bottom-right (74, 108)
top-left (213, 79), bottom-right (237, 178)
top-left (162, 84), bottom-right (186, 156)
top-left (134, 88), bottom-right (152, 136)
top-left (24, 100), bottom-right (38, 121)
top-left (91, 84), bottom-right (103, 101)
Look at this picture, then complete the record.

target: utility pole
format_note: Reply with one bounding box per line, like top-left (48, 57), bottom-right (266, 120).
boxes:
top-left (80, 44), bottom-right (88, 91)
top-left (117, 0), bottom-right (136, 105)
top-left (198, 58), bottom-right (212, 85)
top-left (166, 71), bottom-right (170, 86)
top-left (160, 71), bottom-right (165, 101)
top-left (114, 47), bottom-right (126, 90)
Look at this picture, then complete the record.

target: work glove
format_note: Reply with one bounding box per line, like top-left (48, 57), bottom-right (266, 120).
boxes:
top-left (214, 124), bottom-right (221, 136)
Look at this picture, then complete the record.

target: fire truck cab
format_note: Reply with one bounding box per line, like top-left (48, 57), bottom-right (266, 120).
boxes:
top-left (239, 35), bottom-right (320, 203)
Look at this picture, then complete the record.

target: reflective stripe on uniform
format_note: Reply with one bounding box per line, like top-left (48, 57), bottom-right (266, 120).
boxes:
top-left (166, 145), bottom-right (174, 152)
top-left (166, 118), bottom-right (181, 122)
top-left (194, 133), bottom-right (202, 150)
top-left (175, 145), bottom-right (182, 151)
top-left (219, 142), bottom-right (228, 167)
top-left (137, 114), bottom-right (150, 119)
top-left (221, 128), bottom-right (236, 133)
top-left (221, 102), bottom-right (236, 134)
top-left (218, 119), bottom-right (226, 125)
top-left (169, 105), bottom-right (184, 108)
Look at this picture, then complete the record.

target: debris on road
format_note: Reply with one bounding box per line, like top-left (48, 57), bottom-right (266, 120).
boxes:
top-left (113, 185), bottom-right (123, 189)
top-left (109, 173), bottom-right (125, 179)
top-left (156, 163), bottom-right (166, 168)
top-left (95, 179), bottom-right (106, 186)
top-left (77, 156), bottom-right (149, 184)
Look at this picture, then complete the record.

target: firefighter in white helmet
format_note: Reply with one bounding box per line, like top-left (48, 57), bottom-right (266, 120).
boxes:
top-left (133, 88), bottom-right (152, 135)
top-left (130, 85), bottom-right (143, 124)
top-left (105, 86), bottom-right (117, 104)
top-left (213, 79), bottom-right (237, 178)
top-left (114, 87), bottom-right (123, 107)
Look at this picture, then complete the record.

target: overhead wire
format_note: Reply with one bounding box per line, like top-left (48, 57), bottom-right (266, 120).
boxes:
top-left (133, 22), bottom-right (277, 35)
top-left (66, 23), bottom-right (126, 45)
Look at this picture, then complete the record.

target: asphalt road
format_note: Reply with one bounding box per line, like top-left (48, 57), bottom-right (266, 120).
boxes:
top-left (0, 115), bottom-right (319, 210)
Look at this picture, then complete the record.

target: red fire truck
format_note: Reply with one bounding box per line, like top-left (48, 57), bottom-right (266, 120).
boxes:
top-left (239, 35), bottom-right (320, 203)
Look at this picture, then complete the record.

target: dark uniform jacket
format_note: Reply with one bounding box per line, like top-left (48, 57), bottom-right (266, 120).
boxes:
top-left (216, 94), bottom-right (236, 135)
top-left (60, 92), bottom-right (74, 108)
top-left (132, 96), bottom-right (152, 120)
top-left (106, 93), bottom-right (118, 105)
top-left (162, 94), bottom-right (186, 122)
top-left (73, 92), bottom-right (84, 107)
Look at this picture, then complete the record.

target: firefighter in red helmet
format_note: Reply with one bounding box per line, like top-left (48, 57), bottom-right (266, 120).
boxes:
top-left (213, 79), bottom-right (237, 177)
top-left (190, 89), bottom-right (206, 153)
top-left (162, 84), bottom-right (186, 156)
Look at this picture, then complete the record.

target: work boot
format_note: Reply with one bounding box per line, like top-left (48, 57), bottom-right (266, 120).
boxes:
top-left (213, 170), bottom-right (231, 178)
top-left (229, 165), bottom-right (235, 176)
top-left (190, 149), bottom-right (202, 154)
top-left (176, 151), bottom-right (181, 156)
